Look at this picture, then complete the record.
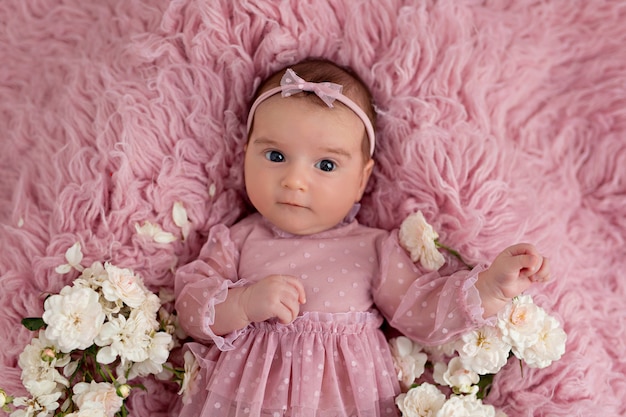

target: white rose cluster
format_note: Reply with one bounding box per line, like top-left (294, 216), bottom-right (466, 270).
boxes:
top-left (395, 382), bottom-right (498, 417)
top-left (44, 251), bottom-right (174, 382)
top-left (4, 242), bottom-right (182, 417)
top-left (390, 295), bottom-right (567, 417)
top-left (442, 295), bottom-right (566, 383)
top-left (496, 295), bottom-right (567, 369)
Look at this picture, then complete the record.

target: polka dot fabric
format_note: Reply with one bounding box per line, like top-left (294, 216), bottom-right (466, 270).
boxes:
top-left (174, 213), bottom-right (489, 416)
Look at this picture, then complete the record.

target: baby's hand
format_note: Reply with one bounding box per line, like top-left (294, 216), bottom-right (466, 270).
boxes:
top-left (240, 275), bottom-right (307, 325)
top-left (476, 243), bottom-right (550, 317)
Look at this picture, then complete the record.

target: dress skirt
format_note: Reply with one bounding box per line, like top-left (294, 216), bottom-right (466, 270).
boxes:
top-left (179, 311), bottom-right (401, 417)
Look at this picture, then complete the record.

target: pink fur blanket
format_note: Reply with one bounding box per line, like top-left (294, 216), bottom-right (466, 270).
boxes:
top-left (1, 1), bottom-right (624, 416)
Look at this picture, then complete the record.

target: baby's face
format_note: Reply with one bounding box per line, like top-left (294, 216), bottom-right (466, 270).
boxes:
top-left (244, 96), bottom-right (374, 235)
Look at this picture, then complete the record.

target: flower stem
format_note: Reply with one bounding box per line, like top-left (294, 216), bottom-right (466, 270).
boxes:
top-left (162, 364), bottom-right (185, 380)
top-left (435, 240), bottom-right (474, 270)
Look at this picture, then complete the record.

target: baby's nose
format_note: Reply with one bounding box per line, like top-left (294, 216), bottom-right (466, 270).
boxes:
top-left (280, 165), bottom-right (308, 190)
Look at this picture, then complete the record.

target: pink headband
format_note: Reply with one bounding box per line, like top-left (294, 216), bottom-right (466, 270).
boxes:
top-left (246, 68), bottom-right (376, 156)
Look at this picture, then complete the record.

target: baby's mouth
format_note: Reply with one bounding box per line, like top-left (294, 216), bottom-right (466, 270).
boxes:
top-left (279, 201), bottom-right (307, 209)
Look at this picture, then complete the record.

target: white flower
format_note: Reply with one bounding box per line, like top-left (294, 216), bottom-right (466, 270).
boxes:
top-left (179, 350), bottom-right (200, 404)
top-left (146, 331), bottom-right (172, 365)
top-left (455, 325), bottom-right (511, 374)
top-left (515, 314), bottom-right (567, 368)
top-left (75, 263), bottom-right (126, 318)
top-left (127, 331), bottom-right (173, 379)
top-left (94, 315), bottom-right (151, 364)
top-left (398, 211), bottom-right (446, 271)
top-left (101, 263), bottom-right (147, 308)
top-left (422, 340), bottom-right (457, 361)
top-left (389, 337), bottom-right (428, 389)
top-left (135, 221), bottom-right (177, 243)
top-left (173, 201), bottom-right (191, 241)
top-left (11, 381), bottom-right (62, 417)
top-left (395, 383), bottom-right (446, 417)
top-left (55, 242), bottom-right (84, 274)
top-left (131, 292), bottom-right (162, 332)
top-left (436, 395), bottom-right (496, 417)
top-left (74, 262), bottom-right (108, 290)
top-left (73, 382), bottom-right (123, 417)
top-left (22, 381), bottom-right (60, 400)
top-left (43, 286), bottom-right (105, 353)
top-left (18, 332), bottom-right (70, 388)
top-left (441, 357), bottom-right (479, 395)
top-left (497, 295), bottom-right (544, 355)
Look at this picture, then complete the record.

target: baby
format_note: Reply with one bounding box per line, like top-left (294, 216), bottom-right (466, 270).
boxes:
top-left (174, 59), bottom-right (550, 417)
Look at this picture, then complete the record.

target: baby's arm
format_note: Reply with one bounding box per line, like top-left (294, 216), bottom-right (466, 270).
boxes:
top-left (475, 243), bottom-right (550, 318)
top-left (374, 234), bottom-right (550, 345)
top-left (211, 275), bottom-right (307, 336)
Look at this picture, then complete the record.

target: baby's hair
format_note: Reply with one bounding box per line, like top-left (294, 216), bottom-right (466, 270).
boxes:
top-left (250, 58), bottom-right (376, 161)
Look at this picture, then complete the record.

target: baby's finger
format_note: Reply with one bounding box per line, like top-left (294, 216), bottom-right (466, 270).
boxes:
top-left (513, 253), bottom-right (542, 277)
top-left (506, 243), bottom-right (539, 257)
top-left (530, 257), bottom-right (550, 283)
top-left (283, 275), bottom-right (307, 304)
top-left (276, 299), bottom-right (300, 324)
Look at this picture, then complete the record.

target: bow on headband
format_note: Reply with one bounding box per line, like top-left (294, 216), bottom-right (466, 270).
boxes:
top-left (246, 68), bottom-right (376, 156)
top-left (280, 68), bottom-right (343, 107)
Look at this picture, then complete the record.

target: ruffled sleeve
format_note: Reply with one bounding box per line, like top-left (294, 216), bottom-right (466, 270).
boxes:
top-left (174, 224), bottom-right (248, 351)
top-left (372, 231), bottom-right (492, 346)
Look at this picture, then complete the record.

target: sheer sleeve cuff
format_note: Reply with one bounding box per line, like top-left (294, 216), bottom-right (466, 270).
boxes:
top-left (201, 278), bottom-right (249, 351)
top-left (459, 263), bottom-right (496, 327)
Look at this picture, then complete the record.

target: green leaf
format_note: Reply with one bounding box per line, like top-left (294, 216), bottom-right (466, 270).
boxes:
top-left (22, 317), bottom-right (46, 331)
top-left (476, 373), bottom-right (495, 400)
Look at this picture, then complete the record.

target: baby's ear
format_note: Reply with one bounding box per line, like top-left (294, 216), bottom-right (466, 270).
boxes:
top-left (356, 159), bottom-right (375, 201)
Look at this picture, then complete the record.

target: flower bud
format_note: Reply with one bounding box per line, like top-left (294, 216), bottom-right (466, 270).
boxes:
top-left (41, 347), bottom-right (57, 362)
top-left (0, 390), bottom-right (13, 409)
top-left (117, 384), bottom-right (131, 399)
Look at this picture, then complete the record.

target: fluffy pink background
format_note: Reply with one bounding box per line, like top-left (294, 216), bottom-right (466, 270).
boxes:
top-left (1, 1), bottom-right (624, 416)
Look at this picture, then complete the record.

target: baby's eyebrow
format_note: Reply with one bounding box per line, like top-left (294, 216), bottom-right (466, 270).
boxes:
top-left (319, 146), bottom-right (352, 159)
top-left (250, 137), bottom-right (279, 147)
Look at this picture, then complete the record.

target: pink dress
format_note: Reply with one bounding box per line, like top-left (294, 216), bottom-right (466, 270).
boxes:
top-left (175, 213), bottom-right (488, 417)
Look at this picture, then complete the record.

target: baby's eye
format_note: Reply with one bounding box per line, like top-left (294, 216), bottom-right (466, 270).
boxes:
top-left (265, 150), bottom-right (285, 163)
top-left (315, 159), bottom-right (336, 172)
